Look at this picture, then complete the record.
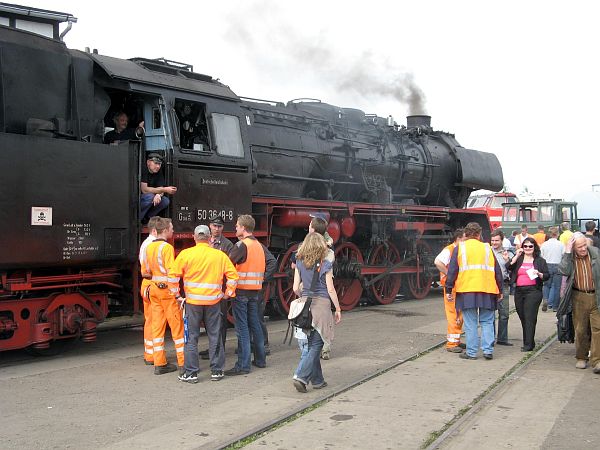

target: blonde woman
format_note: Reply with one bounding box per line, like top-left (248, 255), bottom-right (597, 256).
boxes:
top-left (292, 233), bottom-right (342, 392)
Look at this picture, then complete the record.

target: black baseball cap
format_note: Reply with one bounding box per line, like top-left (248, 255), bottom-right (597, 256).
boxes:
top-left (146, 153), bottom-right (163, 163)
top-left (209, 215), bottom-right (224, 226)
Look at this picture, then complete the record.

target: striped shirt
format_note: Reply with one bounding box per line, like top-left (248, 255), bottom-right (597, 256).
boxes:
top-left (573, 254), bottom-right (595, 292)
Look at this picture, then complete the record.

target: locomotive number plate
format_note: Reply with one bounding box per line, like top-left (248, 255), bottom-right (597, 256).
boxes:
top-left (197, 208), bottom-right (234, 223)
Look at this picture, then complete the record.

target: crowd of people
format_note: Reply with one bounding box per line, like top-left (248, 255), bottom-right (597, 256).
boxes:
top-left (436, 220), bottom-right (600, 374)
top-left (139, 213), bottom-right (341, 391)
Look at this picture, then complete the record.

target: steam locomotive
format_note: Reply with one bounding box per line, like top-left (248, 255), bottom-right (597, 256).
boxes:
top-left (0, 4), bottom-right (503, 352)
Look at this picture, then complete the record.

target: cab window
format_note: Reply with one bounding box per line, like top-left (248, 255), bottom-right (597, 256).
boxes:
top-left (212, 113), bottom-right (244, 157)
top-left (520, 207), bottom-right (537, 222)
top-left (538, 205), bottom-right (553, 222)
top-left (174, 99), bottom-right (210, 151)
top-left (503, 206), bottom-right (517, 222)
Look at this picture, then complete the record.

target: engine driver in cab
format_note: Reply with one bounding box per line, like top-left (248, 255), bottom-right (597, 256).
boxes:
top-left (104, 111), bottom-right (145, 145)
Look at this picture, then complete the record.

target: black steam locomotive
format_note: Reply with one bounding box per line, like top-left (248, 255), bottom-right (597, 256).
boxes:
top-left (0, 4), bottom-right (503, 352)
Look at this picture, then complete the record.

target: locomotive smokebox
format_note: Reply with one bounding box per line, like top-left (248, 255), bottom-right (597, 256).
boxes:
top-left (407, 115), bottom-right (431, 128)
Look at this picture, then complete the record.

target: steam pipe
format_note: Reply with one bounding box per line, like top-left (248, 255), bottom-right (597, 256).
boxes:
top-left (59, 19), bottom-right (74, 41)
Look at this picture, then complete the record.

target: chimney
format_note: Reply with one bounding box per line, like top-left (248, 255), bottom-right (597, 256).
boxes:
top-left (407, 115), bottom-right (431, 128)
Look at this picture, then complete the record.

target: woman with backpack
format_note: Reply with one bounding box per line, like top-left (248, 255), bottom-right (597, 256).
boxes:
top-left (291, 233), bottom-right (342, 392)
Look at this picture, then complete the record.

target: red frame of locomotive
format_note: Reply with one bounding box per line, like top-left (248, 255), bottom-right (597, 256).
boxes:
top-left (0, 196), bottom-right (487, 352)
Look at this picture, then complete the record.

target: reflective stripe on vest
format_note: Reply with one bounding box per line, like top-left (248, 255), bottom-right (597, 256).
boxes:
top-left (156, 242), bottom-right (168, 275)
top-left (187, 292), bottom-right (224, 301)
top-left (146, 241), bottom-right (170, 278)
top-left (152, 276), bottom-right (168, 282)
top-left (184, 281), bottom-right (223, 289)
top-left (458, 241), bottom-right (495, 273)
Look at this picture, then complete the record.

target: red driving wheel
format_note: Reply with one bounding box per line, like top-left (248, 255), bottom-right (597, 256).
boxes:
top-left (334, 242), bottom-right (364, 311)
top-left (275, 243), bottom-right (300, 315)
top-left (367, 241), bottom-right (402, 305)
top-left (406, 239), bottom-right (432, 299)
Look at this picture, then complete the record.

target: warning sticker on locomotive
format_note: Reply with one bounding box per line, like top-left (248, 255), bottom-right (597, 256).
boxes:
top-left (31, 207), bottom-right (52, 226)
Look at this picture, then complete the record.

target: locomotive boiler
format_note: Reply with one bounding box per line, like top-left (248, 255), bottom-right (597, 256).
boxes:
top-left (246, 101), bottom-right (502, 209)
top-left (0, 3), bottom-right (503, 353)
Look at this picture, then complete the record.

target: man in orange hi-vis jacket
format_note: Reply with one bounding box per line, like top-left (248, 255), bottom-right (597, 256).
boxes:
top-left (142, 218), bottom-right (184, 375)
top-left (434, 228), bottom-right (465, 353)
top-left (139, 216), bottom-right (160, 365)
top-left (170, 225), bottom-right (238, 383)
top-left (225, 214), bottom-right (277, 376)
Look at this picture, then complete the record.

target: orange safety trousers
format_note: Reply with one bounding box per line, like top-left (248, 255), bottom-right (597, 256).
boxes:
top-left (141, 279), bottom-right (154, 363)
top-left (443, 287), bottom-right (463, 348)
top-left (149, 283), bottom-right (185, 367)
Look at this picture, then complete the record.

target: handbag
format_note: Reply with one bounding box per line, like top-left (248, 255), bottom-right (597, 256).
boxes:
top-left (284, 263), bottom-right (320, 344)
top-left (557, 311), bottom-right (574, 344)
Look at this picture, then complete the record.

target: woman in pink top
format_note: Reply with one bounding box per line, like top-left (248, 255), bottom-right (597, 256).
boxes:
top-left (507, 237), bottom-right (550, 352)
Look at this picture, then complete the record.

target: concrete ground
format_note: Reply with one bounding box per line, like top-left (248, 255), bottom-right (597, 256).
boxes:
top-left (438, 340), bottom-right (600, 449)
top-left (0, 294), bottom-right (446, 450)
top-left (3, 293), bottom-right (597, 450)
top-left (244, 304), bottom-right (599, 450)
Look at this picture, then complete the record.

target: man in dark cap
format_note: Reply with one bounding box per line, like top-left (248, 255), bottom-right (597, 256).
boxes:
top-left (140, 153), bottom-right (177, 223)
top-left (208, 216), bottom-right (234, 255)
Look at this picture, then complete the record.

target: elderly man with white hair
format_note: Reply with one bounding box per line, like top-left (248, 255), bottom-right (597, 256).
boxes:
top-left (557, 232), bottom-right (600, 373)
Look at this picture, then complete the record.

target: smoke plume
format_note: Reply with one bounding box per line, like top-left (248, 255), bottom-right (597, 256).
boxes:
top-left (223, 4), bottom-right (427, 115)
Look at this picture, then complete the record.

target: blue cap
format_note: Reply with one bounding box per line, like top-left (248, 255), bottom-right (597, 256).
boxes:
top-left (310, 212), bottom-right (328, 223)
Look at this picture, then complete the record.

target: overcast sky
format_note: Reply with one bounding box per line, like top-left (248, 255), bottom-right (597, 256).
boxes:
top-left (27, 0), bottom-right (600, 202)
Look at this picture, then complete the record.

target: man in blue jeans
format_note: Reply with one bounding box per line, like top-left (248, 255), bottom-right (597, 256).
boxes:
top-left (541, 227), bottom-right (565, 311)
top-left (225, 215), bottom-right (276, 375)
top-left (445, 222), bottom-right (503, 360)
top-left (139, 153), bottom-right (177, 223)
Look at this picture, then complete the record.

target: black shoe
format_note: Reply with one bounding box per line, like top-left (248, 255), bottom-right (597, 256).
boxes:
top-left (211, 370), bottom-right (224, 381)
top-left (520, 346), bottom-right (534, 352)
top-left (154, 363), bottom-right (178, 375)
top-left (458, 343), bottom-right (466, 349)
top-left (178, 372), bottom-right (199, 384)
top-left (483, 353), bottom-right (493, 360)
top-left (312, 381), bottom-right (328, 389)
top-left (199, 350), bottom-right (210, 361)
top-left (542, 300), bottom-right (548, 312)
top-left (446, 346), bottom-right (463, 353)
top-left (496, 341), bottom-right (514, 346)
top-left (224, 367), bottom-right (250, 376)
top-left (252, 360), bottom-right (266, 368)
top-left (459, 353), bottom-right (477, 360)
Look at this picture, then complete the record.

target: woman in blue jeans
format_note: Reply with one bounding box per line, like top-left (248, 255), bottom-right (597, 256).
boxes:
top-left (292, 233), bottom-right (342, 392)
